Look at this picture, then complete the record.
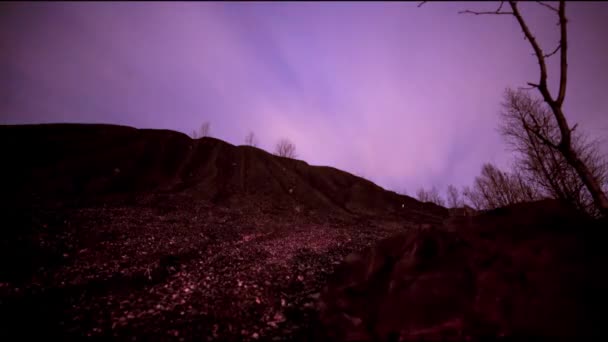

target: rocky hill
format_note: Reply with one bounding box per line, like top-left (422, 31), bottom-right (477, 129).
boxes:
top-left (0, 123), bottom-right (604, 341)
top-left (0, 123), bottom-right (446, 341)
top-left (0, 123), bottom-right (446, 222)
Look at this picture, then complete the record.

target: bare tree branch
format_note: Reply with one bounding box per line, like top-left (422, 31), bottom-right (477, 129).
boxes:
top-left (417, 1), bottom-right (427, 8)
top-left (570, 123), bottom-right (578, 133)
top-left (543, 43), bottom-right (561, 58)
top-left (536, 1), bottom-right (559, 13)
top-left (509, 1), bottom-right (553, 102)
top-left (497, 1), bottom-right (505, 12)
top-left (458, 9), bottom-right (513, 15)
top-left (459, 1), bottom-right (514, 15)
top-left (518, 84), bottom-right (537, 91)
top-left (524, 118), bottom-right (560, 150)
top-left (556, 1), bottom-right (568, 106)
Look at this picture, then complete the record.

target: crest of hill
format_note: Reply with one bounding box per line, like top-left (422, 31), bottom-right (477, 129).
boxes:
top-left (0, 123), bottom-right (447, 222)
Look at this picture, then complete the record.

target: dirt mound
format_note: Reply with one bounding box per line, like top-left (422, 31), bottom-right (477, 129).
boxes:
top-left (318, 200), bottom-right (607, 340)
top-left (0, 123), bottom-right (447, 340)
top-left (0, 123), bottom-right (446, 222)
top-left (4, 123), bottom-right (601, 340)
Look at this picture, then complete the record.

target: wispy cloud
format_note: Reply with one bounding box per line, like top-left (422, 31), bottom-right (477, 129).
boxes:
top-left (1, 1), bottom-right (607, 194)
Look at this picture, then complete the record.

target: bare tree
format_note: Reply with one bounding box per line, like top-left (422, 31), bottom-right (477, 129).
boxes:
top-left (462, 162), bottom-right (541, 210)
top-left (245, 131), bottom-right (258, 147)
top-left (416, 186), bottom-right (445, 206)
top-left (416, 188), bottom-right (430, 203)
top-left (275, 138), bottom-right (297, 159)
top-left (191, 121), bottom-right (211, 139)
top-left (462, 185), bottom-right (484, 211)
top-left (500, 89), bottom-right (608, 216)
top-left (454, 1), bottom-right (608, 217)
top-left (199, 122), bottom-right (210, 138)
top-left (446, 184), bottom-right (463, 208)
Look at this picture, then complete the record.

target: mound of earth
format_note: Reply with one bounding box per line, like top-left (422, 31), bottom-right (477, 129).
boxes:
top-left (318, 200), bottom-right (607, 340)
top-left (0, 123), bottom-right (448, 341)
top-left (2, 123), bottom-right (603, 341)
top-left (0, 123), bottom-right (446, 223)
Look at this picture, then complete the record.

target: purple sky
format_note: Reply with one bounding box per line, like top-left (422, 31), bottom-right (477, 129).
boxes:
top-left (1, 1), bottom-right (607, 195)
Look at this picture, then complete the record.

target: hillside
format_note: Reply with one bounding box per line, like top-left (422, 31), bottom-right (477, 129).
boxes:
top-left (0, 123), bottom-right (447, 341)
top-left (0, 123), bottom-right (446, 221)
top-left (0, 123), bottom-right (604, 341)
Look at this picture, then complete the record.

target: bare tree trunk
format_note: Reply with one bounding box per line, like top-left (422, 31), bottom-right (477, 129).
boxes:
top-left (560, 144), bottom-right (608, 217)
top-left (433, 0), bottom-right (608, 216)
top-left (508, 1), bottom-right (608, 217)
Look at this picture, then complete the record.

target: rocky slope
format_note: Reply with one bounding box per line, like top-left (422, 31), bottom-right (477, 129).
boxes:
top-left (1, 123), bottom-right (604, 341)
top-left (0, 123), bottom-right (446, 222)
top-left (0, 123), bottom-right (446, 341)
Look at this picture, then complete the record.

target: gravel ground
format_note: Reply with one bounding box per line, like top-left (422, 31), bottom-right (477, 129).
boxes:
top-left (0, 194), bottom-right (413, 341)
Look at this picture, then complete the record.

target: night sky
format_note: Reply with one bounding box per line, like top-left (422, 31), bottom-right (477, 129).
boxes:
top-left (1, 2), bottom-right (607, 195)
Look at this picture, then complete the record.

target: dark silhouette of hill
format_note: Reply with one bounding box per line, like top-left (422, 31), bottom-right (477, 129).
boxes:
top-left (1, 123), bottom-right (604, 341)
top-left (0, 123), bottom-right (446, 222)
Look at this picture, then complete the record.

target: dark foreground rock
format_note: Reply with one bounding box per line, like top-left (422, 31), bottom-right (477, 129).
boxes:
top-left (318, 200), bottom-right (608, 341)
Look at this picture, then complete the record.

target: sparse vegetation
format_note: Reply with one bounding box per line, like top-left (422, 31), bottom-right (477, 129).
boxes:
top-left (462, 163), bottom-right (540, 210)
top-left (446, 184), bottom-right (463, 208)
top-left (245, 131), bottom-right (258, 147)
top-left (275, 138), bottom-right (297, 159)
top-left (191, 121), bottom-right (211, 139)
top-left (416, 186), bottom-right (445, 206)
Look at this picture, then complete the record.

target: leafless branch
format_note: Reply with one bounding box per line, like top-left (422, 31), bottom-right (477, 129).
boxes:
top-left (556, 1), bottom-right (568, 106)
top-left (536, 1), bottom-right (559, 13)
top-left (459, 1), bottom-right (514, 15)
top-left (570, 123), bottom-right (578, 133)
top-left (518, 84), bottom-right (537, 91)
top-left (543, 43), bottom-right (561, 58)
top-left (497, 1), bottom-right (505, 12)
top-left (417, 1), bottom-right (427, 8)
top-left (523, 120), bottom-right (559, 150)
top-left (458, 9), bottom-right (513, 15)
top-left (460, 1), bottom-right (514, 15)
top-left (510, 1), bottom-right (554, 104)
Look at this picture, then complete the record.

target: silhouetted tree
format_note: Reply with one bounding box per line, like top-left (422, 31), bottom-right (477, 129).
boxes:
top-left (446, 184), bottom-right (463, 208)
top-left (500, 88), bottom-right (608, 217)
top-left (275, 138), bottom-right (297, 159)
top-left (455, 1), bottom-right (608, 217)
top-left (191, 121), bottom-right (211, 139)
top-left (245, 131), bottom-right (258, 147)
top-left (199, 122), bottom-right (210, 138)
top-left (416, 186), bottom-right (445, 206)
top-left (462, 163), bottom-right (540, 210)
